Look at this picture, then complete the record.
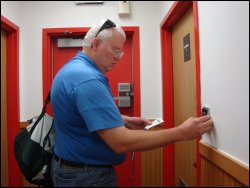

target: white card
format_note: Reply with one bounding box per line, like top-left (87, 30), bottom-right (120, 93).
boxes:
top-left (144, 118), bottom-right (164, 130)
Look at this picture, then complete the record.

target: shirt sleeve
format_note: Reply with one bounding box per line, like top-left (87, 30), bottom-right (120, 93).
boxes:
top-left (73, 80), bottom-right (124, 132)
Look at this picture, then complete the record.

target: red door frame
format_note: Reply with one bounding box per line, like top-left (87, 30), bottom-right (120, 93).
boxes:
top-left (42, 26), bottom-right (142, 186)
top-left (1, 16), bottom-right (21, 186)
top-left (160, 1), bottom-right (201, 187)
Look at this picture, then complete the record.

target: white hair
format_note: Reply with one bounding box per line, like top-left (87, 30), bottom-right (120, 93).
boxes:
top-left (83, 19), bottom-right (126, 48)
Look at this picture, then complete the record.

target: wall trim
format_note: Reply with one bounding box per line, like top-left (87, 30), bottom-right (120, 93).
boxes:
top-left (199, 141), bottom-right (249, 186)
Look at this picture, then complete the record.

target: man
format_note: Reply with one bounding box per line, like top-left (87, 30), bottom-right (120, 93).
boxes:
top-left (50, 19), bottom-right (213, 187)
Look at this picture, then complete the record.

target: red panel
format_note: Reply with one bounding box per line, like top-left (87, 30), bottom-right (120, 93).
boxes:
top-left (42, 29), bottom-right (53, 115)
top-left (107, 34), bottom-right (133, 116)
top-left (108, 34), bottom-right (134, 186)
top-left (160, 1), bottom-right (201, 187)
top-left (161, 26), bottom-right (174, 187)
top-left (1, 16), bottom-right (22, 186)
top-left (130, 27), bottom-right (141, 187)
top-left (42, 28), bottom-right (89, 114)
top-left (52, 39), bottom-right (82, 76)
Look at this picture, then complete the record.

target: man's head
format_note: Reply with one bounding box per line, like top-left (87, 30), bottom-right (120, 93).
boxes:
top-left (83, 19), bottom-right (126, 74)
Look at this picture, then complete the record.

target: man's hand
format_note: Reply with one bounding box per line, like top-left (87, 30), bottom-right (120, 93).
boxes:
top-left (178, 115), bottom-right (213, 140)
top-left (122, 115), bottom-right (151, 130)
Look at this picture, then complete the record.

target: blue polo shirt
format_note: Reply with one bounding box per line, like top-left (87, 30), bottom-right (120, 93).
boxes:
top-left (51, 51), bottom-right (125, 165)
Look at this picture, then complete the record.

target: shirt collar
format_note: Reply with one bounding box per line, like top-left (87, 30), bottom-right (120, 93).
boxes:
top-left (76, 51), bottom-right (109, 83)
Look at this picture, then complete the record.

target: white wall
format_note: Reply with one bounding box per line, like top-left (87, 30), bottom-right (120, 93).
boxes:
top-left (159, 1), bottom-right (249, 166)
top-left (198, 1), bottom-right (249, 166)
top-left (1, 1), bottom-right (163, 121)
top-left (1, 1), bottom-right (21, 25)
top-left (2, 1), bottom-right (249, 166)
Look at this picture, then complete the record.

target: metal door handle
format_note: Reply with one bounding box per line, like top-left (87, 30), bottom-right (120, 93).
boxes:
top-left (131, 152), bottom-right (135, 161)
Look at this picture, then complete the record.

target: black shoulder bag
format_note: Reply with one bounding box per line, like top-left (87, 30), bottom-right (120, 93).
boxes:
top-left (14, 91), bottom-right (54, 187)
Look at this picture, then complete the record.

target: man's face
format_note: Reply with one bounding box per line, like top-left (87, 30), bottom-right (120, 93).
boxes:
top-left (94, 31), bottom-right (125, 74)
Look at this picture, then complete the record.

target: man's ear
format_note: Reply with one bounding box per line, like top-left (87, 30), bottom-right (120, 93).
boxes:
top-left (91, 38), bottom-right (99, 50)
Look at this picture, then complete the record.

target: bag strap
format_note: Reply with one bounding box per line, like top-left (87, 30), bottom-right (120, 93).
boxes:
top-left (29, 90), bottom-right (51, 135)
top-left (42, 90), bottom-right (51, 113)
top-left (42, 119), bottom-right (54, 148)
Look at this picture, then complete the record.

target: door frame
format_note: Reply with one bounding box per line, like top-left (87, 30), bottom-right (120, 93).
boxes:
top-left (160, 1), bottom-right (201, 187)
top-left (1, 16), bottom-right (21, 186)
top-left (42, 26), bottom-right (142, 186)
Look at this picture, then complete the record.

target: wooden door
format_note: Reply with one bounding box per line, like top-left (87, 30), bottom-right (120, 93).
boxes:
top-left (172, 7), bottom-right (197, 187)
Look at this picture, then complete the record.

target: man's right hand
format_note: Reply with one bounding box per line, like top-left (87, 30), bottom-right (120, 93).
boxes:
top-left (178, 116), bottom-right (213, 140)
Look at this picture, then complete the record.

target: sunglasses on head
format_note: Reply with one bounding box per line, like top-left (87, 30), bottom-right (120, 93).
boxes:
top-left (95, 19), bottom-right (116, 37)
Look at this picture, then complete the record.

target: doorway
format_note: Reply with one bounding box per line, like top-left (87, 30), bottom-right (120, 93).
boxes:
top-left (160, 2), bottom-right (202, 186)
top-left (1, 16), bottom-right (21, 186)
top-left (172, 7), bottom-right (197, 187)
top-left (42, 27), bottom-right (142, 186)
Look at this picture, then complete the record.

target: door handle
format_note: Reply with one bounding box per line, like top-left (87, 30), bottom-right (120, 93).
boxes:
top-left (114, 92), bottom-right (134, 100)
top-left (131, 152), bottom-right (135, 161)
top-left (114, 92), bottom-right (133, 107)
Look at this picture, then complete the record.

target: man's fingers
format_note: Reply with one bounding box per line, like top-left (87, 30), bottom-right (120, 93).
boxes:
top-left (202, 119), bottom-right (213, 133)
top-left (199, 115), bottom-right (211, 122)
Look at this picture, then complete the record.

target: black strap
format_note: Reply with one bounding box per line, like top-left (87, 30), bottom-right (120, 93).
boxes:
top-left (42, 90), bottom-right (51, 112)
top-left (42, 118), bottom-right (54, 149)
top-left (29, 90), bottom-right (51, 135)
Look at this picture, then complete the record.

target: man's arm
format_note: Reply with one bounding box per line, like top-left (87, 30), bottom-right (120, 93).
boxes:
top-left (97, 116), bottom-right (212, 153)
